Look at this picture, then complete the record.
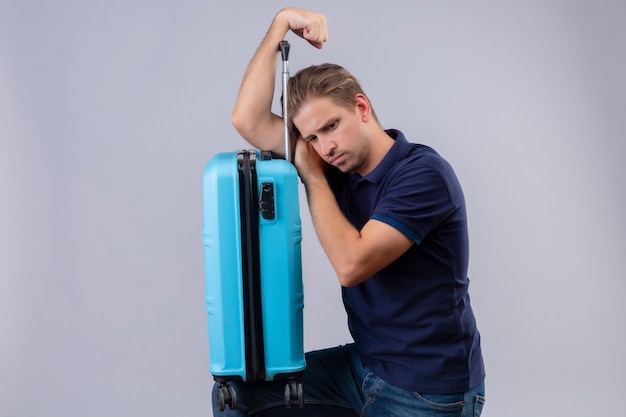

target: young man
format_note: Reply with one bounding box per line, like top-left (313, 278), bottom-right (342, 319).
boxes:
top-left (218, 7), bottom-right (486, 417)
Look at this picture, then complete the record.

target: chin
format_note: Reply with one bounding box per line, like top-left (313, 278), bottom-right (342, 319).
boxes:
top-left (339, 164), bottom-right (360, 174)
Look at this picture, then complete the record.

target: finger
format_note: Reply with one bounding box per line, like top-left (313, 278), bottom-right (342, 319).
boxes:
top-left (304, 29), bottom-right (327, 49)
top-left (308, 40), bottom-right (323, 49)
top-left (303, 16), bottom-right (328, 48)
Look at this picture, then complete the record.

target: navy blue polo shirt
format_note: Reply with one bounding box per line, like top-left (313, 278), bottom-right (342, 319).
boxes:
top-left (326, 129), bottom-right (485, 393)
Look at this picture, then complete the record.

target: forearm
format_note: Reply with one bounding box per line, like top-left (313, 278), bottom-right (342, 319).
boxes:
top-left (303, 176), bottom-right (367, 287)
top-left (231, 13), bottom-right (290, 153)
top-left (300, 152), bottom-right (414, 288)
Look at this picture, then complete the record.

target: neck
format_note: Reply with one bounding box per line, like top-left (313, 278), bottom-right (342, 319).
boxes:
top-left (357, 127), bottom-right (394, 176)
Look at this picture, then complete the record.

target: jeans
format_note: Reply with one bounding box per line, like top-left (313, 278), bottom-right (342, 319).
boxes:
top-left (212, 344), bottom-right (485, 417)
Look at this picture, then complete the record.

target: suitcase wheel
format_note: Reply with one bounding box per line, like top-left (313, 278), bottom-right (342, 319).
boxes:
top-left (215, 383), bottom-right (238, 412)
top-left (284, 380), bottom-right (304, 408)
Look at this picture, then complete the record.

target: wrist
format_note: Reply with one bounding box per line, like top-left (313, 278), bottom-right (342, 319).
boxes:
top-left (271, 8), bottom-right (292, 35)
top-left (300, 171), bottom-right (327, 190)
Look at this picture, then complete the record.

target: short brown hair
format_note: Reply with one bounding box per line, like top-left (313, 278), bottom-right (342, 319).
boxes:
top-left (285, 63), bottom-right (378, 137)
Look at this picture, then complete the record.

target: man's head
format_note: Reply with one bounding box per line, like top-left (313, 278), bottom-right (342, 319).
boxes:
top-left (286, 64), bottom-right (383, 174)
top-left (286, 63), bottom-right (379, 138)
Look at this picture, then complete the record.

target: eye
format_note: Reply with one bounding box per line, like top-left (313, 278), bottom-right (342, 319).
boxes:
top-left (304, 135), bottom-right (318, 143)
top-left (325, 120), bottom-right (338, 131)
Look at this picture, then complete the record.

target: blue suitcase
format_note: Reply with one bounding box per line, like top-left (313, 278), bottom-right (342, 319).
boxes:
top-left (203, 41), bottom-right (305, 412)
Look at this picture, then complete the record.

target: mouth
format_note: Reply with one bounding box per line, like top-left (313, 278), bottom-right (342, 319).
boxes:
top-left (330, 153), bottom-right (345, 165)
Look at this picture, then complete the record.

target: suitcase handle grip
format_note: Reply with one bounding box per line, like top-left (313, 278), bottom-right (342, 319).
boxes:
top-left (279, 41), bottom-right (292, 163)
top-left (279, 40), bottom-right (290, 62)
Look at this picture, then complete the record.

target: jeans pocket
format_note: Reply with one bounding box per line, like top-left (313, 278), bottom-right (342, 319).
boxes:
top-left (414, 392), bottom-right (464, 410)
top-left (473, 395), bottom-right (486, 417)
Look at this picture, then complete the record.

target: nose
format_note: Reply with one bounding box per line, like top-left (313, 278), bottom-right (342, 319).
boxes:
top-left (318, 136), bottom-right (337, 157)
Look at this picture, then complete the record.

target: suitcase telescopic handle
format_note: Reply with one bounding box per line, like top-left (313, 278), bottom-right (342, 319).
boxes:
top-left (279, 40), bottom-right (292, 163)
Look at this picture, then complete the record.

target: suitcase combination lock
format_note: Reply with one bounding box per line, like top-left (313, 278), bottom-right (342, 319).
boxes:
top-left (259, 182), bottom-right (275, 220)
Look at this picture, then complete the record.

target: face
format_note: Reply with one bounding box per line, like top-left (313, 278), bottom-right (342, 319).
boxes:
top-left (293, 95), bottom-right (372, 175)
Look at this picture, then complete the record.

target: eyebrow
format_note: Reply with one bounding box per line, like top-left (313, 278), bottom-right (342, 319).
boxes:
top-left (301, 118), bottom-right (338, 141)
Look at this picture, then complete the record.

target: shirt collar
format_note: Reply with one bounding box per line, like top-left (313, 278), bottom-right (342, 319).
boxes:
top-left (351, 129), bottom-right (410, 185)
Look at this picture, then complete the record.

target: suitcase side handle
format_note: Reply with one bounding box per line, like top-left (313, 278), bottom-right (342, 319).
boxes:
top-left (279, 40), bottom-right (292, 163)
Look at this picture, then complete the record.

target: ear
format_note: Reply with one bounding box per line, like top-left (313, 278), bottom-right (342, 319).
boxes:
top-left (354, 94), bottom-right (372, 122)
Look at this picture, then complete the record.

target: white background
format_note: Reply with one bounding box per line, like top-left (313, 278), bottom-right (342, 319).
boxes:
top-left (1, 1), bottom-right (625, 416)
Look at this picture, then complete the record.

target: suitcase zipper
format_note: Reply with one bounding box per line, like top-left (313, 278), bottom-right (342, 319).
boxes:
top-left (237, 150), bottom-right (266, 382)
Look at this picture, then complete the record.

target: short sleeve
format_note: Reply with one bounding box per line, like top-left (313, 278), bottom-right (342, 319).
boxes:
top-left (371, 157), bottom-right (463, 244)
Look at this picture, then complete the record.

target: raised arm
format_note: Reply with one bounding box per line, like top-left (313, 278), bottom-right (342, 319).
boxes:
top-left (231, 8), bottom-right (328, 155)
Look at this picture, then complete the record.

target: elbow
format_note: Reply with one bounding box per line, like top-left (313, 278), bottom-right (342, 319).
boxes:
top-left (231, 109), bottom-right (271, 150)
top-left (231, 109), bottom-right (252, 139)
top-left (335, 262), bottom-right (368, 288)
